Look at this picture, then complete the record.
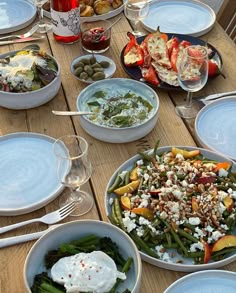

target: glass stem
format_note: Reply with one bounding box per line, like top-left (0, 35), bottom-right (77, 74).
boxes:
top-left (133, 20), bottom-right (139, 33)
top-left (37, 6), bottom-right (44, 26)
top-left (69, 187), bottom-right (82, 203)
top-left (185, 91), bottom-right (193, 108)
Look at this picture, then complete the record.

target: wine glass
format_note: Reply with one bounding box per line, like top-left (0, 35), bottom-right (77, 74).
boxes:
top-left (53, 135), bottom-right (93, 217)
top-left (124, 0), bottom-right (149, 37)
top-left (175, 45), bottom-right (209, 119)
top-left (35, 0), bottom-right (52, 33)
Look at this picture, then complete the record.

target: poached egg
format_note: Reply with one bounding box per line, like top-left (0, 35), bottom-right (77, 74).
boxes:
top-left (51, 250), bottom-right (126, 293)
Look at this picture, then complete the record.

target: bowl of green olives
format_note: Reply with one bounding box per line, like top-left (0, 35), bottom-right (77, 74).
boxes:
top-left (70, 54), bottom-right (116, 84)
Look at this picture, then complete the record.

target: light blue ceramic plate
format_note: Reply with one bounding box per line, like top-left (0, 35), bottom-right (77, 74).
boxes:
top-left (0, 0), bottom-right (36, 34)
top-left (0, 132), bottom-right (64, 216)
top-left (141, 0), bottom-right (216, 37)
top-left (164, 270), bottom-right (236, 293)
top-left (195, 96), bottom-right (236, 161)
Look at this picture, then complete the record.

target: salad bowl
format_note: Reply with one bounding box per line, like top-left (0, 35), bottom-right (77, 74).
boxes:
top-left (24, 220), bottom-right (142, 292)
top-left (105, 145), bottom-right (236, 272)
top-left (0, 48), bottom-right (61, 110)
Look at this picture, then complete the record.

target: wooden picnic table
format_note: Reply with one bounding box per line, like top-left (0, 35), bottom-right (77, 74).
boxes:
top-left (0, 12), bottom-right (235, 293)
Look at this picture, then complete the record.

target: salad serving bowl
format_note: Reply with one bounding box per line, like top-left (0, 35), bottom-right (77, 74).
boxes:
top-left (24, 220), bottom-right (142, 292)
top-left (0, 49), bottom-right (61, 110)
top-left (76, 78), bottom-right (160, 143)
top-left (105, 145), bottom-right (236, 272)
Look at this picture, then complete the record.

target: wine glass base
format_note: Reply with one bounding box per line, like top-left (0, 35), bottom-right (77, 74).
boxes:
top-left (59, 190), bottom-right (94, 217)
top-left (37, 22), bottom-right (52, 34)
top-left (175, 102), bottom-right (199, 119)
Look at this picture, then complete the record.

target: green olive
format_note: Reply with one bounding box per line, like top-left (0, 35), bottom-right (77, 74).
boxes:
top-left (91, 62), bottom-right (102, 69)
top-left (74, 67), bottom-right (84, 76)
top-left (79, 58), bottom-right (90, 65)
top-left (93, 68), bottom-right (104, 73)
top-left (84, 65), bottom-right (94, 76)
top-left (99, 61), bottom-right (110, 68)
top-left (80, 72), bottom-right (89, 80)
top-left (89, 56), bottom-right (97, 65)
top-left (92, 72), bottom-right (106, 81)
top-left (73, 61), bottom-right (84, 69)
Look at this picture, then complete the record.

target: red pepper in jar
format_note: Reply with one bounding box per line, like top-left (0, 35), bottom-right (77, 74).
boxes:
top-left (124, 32), bottom-right (144, 67)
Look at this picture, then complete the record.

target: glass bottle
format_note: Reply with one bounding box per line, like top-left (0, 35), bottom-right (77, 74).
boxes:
top-left (51, 0), bottom-right (80, 44)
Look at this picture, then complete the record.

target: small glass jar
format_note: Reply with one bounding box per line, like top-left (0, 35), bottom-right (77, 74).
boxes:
top-left (80, 20), bottom-right (111, 53)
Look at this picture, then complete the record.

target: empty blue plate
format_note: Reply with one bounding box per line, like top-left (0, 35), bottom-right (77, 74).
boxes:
top-left (195, 96), bottom-right (236, 161)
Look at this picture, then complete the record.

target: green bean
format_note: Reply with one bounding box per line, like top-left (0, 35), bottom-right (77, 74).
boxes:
top-left (107, 173), bottom-right (122, 193)
top-left (138, 152), bottom-right (152, 161)
top-left (182, 223), bottom-right (195, 232)
top-left (170, 229), bottom-right (188, 256)
top-left (109, 257), bottom-right (133, 293)
top-left (114, 198), bottom-right (126, 231)
top-left (177, 228), bottom-right (199, 243)
top-left (165, 232), bottom-right (172, 246)
top-left (111, 203), bottom-right (120, 225)
top-left (153, 139), bottom-right (160, 157)
top-left (211, 247), bottom-right (236, 259)
top-left (186, 251), bottom-right (204, 258)
top-left (130, 231), bottom-right (159, 258)
top-left (162, 243), bottom-right (179, 249)
top-left (71, 234), bottom-right (98, 246)
top-left (125, 171), bottom-right (130, 185)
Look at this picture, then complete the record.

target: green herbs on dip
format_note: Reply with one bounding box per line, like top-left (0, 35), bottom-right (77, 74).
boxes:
top-left (87, 90), bottom-right (154, 128)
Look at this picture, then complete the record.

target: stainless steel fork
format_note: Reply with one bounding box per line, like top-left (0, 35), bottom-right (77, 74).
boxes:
top-left (0, 24), bottom-right (39, 41)
top-left (0, 202), bottom-right (76, 234)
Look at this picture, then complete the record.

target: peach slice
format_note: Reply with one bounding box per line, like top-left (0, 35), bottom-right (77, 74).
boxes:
top-left (131, 207), bottom-right (154, 221)
top-left (223, 196), bottom-right (234, 212)
top-left (114, 180), bottom-right (140, 196)
top-left (120, 196), bottom-right (131, 210)
top-left (214, 162), bottom-right (231, 172)
top-left (201, 238), bottom-right (211, 264)
top-left (130, 166), bottom-right (138, 181)
top-left (172, 147), bottom-right (200, 159)
top-left (212, 235), bottom-right (236, 252)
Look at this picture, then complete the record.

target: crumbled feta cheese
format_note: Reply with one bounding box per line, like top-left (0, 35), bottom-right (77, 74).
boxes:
top-left (139, 217), bottom-right (151, 226)
top-left (211, 230), bottom-right (224, 242)
top-left (205, 225), bottom-right (213, 232)
top-left (143, 173), bottom-right (149, 182)
top-left (219, 202), bottom-right (226, 214)
top-left (136, 226), bottom-right (144, 237)
top-left (181, 180), bottom-right (188, 187)
top-left (175, 153), bottom-right (184, 161)
top-left (172, 190), bottom-right (182, 199)
top-left (194, 227), bottom-right (205, 239)
top-left (189, 217), bottom-right (201, 226)
top-left (218, 168), bottom-right (228, 177)
top-left (160, 211), bottom-right (168, 220)
top-left (166, 179), bottom-right (172, 186)
top-left (136, 159), bottom-right (143, 166)
top-left (138, 199), bottom-right (149, 208)
top-left (189, 242), bottom-right (204, 252)
top-left (123, 217), bottom-right (136, 233)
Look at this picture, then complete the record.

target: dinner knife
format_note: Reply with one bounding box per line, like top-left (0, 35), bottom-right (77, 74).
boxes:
top-left (0, 36), bottom-right (45, 46)
top-left (0, 225), bottom-right (59, 248)
top-left (194, 90), bottom-right (236, 102)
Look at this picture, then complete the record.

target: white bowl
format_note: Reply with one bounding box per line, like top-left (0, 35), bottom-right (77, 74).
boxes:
top-left (105, 146), bottom-right (236, 272)
top-left (24, 220), bottom-right (142, 292)
top-left (70, 54), bottom-right (116, 84)
top-left (76, 78), bottom-right (159, 143)
top-left (0, 50), bottom-right (61, 110)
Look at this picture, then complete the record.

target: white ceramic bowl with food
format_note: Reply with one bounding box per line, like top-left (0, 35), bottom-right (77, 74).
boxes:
top-left (76, 78), bottom-right (160, 143)
top-left (105, 146), bottom-right (236, 272)
top-left (0, 49), bottom-right (61, 110)
top-left (24, 220), bottom-right (142, 293)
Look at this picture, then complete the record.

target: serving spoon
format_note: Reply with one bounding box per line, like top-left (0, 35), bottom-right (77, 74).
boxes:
top-left (94, 17), bottom-right (122, 41)
top-left (52, 110), bottom-right (93, 116)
